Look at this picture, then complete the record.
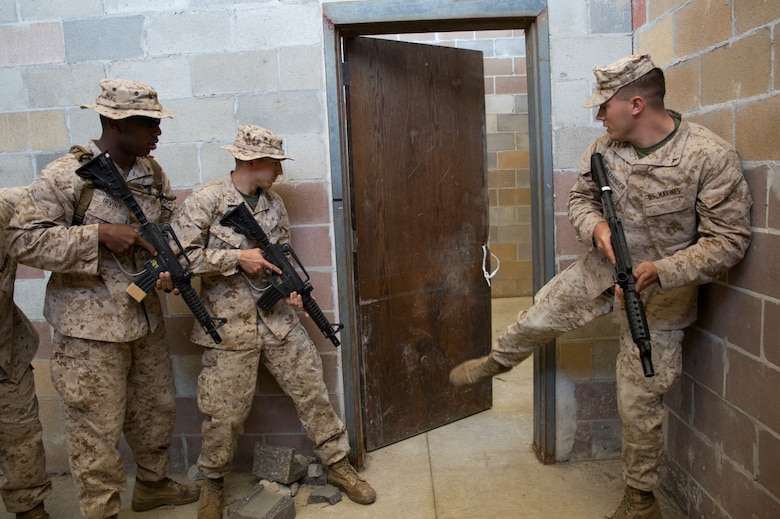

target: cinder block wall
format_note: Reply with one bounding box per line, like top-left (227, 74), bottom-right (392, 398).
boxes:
top-left (634, 1), bottom-right (780, 517)
top-left (1, 0), bottom-right (339, 474)
top-left (2, 0), bottom-right (626, 475)
top-left (546, 0), bottom-right (634, 462)
top-left (4, 5), bottom-right (777, 515)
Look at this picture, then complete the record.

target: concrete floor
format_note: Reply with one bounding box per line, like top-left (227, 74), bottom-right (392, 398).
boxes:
top-left (2, 298), bottom-right (684, 518)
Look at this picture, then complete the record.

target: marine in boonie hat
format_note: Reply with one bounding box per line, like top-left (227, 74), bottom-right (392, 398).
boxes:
top-left (221, 124), bottom-right (294, 161)
top-left (81, 78), bottom-right (174, 120)
top-left (583, 54), bottom-right (656, 108)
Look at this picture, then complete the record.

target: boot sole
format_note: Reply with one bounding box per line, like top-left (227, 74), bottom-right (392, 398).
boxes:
top-left (131, 494), bottom-right (199, 512)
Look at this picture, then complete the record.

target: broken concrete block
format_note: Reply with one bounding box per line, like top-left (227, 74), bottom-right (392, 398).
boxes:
top-left (226, 484), bottom-right (296, 519)
top-left (252, 443), bottom-right (308, 485)
top-left (302, 463), bottom-right (327, 486)
top-left (306, 485), bottom-right (342, 505)
top-left (307, 463), bottom-right (324, 478)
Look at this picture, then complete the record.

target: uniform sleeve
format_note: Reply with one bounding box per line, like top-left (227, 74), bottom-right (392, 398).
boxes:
top-left (567, 142), bottom-right (607, 248)
top-left (0, 187), bottom-right (25, 228)
top-left (653, 147), bottom-right (752, 289)
top-left (6, 160), bottom-right (100, 274)
top-left (171, 188), bottom-right (243, 277)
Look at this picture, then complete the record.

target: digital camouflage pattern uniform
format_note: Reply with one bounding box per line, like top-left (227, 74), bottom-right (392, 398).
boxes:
top-left (0, 187), bottom-right (52, 515)
top-left (6, 141), bottom-right (179, 519)
top-left (493, 115), bottom-right (752, 491)
top-left (172, 175), bottom-right (350, 478)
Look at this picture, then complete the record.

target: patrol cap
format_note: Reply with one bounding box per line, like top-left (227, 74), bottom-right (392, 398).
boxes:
top-left (583, 54), bottom-right (656, 108)
top-left (221, 124), bottom-right (293, 161)
top-left (81, 78), bottom-right (173, 120)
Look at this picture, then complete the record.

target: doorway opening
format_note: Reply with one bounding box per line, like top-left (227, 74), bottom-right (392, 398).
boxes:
top-left (322, 0), bottom-right (555, 466)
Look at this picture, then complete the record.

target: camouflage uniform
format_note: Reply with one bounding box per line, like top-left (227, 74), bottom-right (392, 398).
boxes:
top-left (6, 141), bottom-right (178, 519)
top-left (493, 116), bottom-right (752, 490)
top-left (0, 187), bottom-right (52, 514)
top-left (172, 175), bottom-right (349, 478)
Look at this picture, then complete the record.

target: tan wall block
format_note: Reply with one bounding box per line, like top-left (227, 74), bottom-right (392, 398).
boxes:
top-left (491, 206), bottom-right (518, 226)
top-left (495, 259), bottom-right (533, 279)
top-left (735, 0), bottom-right (780, 33)
top-left (488, 189), bottom-right (498, 206)
top-left (516, 206), bottom-right (532, 225)
top-left (484, 57), bottom-right (513, 76)
top-left (701, 29), bottom-right (771, 105)
top-left (484, 78), bottom-right (495, 95)
top-left (491, 279), bottom-right (524, 298)
top-left (636, 15), bottom-right (674, 66)
top-left (497, 187), bottom-right (531, 206)
top-left (674, 0), bottom-right (731, 58)
top-left (777, 45), bottom-right (780, 94)
top-left (665, 57), bottom-right (699, 112)
top-left (165, 277), bottom-right (199, 316)
top-left (0, 113), bottom-right (30, 152)
top-left (688, 108), bottom-right (734, 145)
top-left (558, 341), bottom-right (593, 381)
top-left (496, 76), bottom-right (528, 95)
top-left (29, 110), bottom-right (68, 151)
top-left (736, 95), bottom-right (780, 161)
top-left (648, 0), bottom-right (683, 20)
top-left (514, 57), bottom-right (527, 76)
top-left (36, 398), bottom-right (64, 436)
top-left (31, 360), bottom-right (57, 398)
top-left (497, 149), bottom-right (530, 169)
top-left (489, 242), bottom-right (518, 260)
top-left (488, 169), bottom-right (519, 189)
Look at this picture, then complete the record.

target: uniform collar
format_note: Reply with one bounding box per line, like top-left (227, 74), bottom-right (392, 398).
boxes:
top-left (613, 111), bottom-right (689, 167)
top-left (222, 174), bottom-right (270, 213)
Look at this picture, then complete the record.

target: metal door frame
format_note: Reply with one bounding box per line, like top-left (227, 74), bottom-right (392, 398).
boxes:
top-left (322, 0), bottom-right (556, 464)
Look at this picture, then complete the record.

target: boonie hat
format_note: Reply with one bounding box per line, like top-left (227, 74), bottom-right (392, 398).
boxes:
top-left (81, 78), bottom-right (173, 120)
top-left (583, 54), bottom-right (656, 108)
top-left (221, 124), bottom-right (293, 161)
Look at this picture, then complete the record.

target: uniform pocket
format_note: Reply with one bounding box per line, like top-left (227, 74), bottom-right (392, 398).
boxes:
top-left (643, 191), bottom-right (696, 253)
top-left (84, 190), bottom-right (130, 225)
top-left (209, 224), bottom-right (245, 249)
top-left (50, 337), bottom-right (91, 411)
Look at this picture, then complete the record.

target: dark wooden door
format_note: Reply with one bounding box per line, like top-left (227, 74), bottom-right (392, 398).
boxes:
top-left (345, 37), bottom-right (492, 450)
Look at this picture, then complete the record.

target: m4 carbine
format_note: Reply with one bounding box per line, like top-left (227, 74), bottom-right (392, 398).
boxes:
top-left (76, 152), bottom-right (226, 344)
top-left (591, 152), bottom-right (654, 377)
top-left (220, 203), bottom-right (343, 347)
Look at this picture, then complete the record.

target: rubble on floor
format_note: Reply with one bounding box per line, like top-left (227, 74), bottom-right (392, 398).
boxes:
top-left (191, 443), bottom-right (344, 519)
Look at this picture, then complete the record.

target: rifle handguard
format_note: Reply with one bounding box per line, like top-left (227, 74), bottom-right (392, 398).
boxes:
top-left (591, 152), bottom-right (655, 378)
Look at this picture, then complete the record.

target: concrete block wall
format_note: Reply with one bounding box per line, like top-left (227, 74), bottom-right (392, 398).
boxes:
top-left (634, 1), bottom-right (780, 517)
top-left (545, 0), bottom-right (633, 462)
top-left (1, 0), bottom-right (340, 474)
top-left (4, 6), bottom-right (776, 517)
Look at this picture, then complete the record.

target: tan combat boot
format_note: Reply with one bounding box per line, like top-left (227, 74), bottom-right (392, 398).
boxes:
top-left (15, 503), bottom-right (49, 519)
top-left (131, 477), bottom-right (200, 512)
top-left (327, 457), bottom-right (376, 505)
top-left (198, 477), bottom-right (224, 519)
top-left (605, 485), bottom-right (662, 519)
top-left (449, 354), bottom-right (512, 387)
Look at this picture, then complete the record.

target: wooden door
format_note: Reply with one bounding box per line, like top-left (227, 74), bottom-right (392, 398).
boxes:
top-left (345, 37), bottom-right (492, 450)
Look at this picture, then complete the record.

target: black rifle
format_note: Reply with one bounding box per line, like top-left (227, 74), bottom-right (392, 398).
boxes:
top-left (76, 152), bottom-right (226, 344)
top-left (220, 203), bottom-right (343, 347)
top-left (591, 153), bottom-right (654, 377)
